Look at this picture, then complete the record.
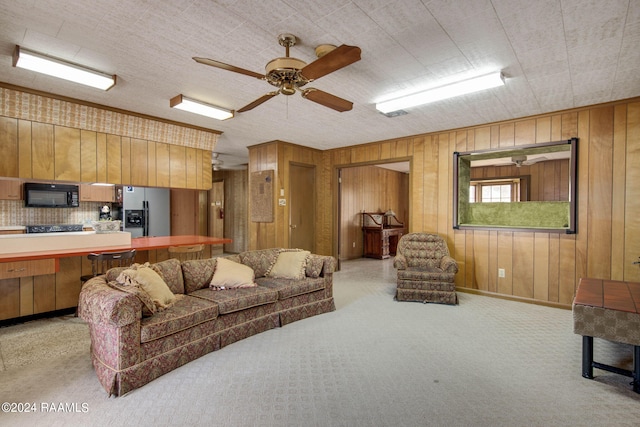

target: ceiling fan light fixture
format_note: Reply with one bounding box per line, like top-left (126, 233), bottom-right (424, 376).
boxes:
top-left (13, 45), bottom-right (116, 90)
top-left (376, 71), bottom-right (504, 114)
top-left (170, 94), bottom-right (234, 120)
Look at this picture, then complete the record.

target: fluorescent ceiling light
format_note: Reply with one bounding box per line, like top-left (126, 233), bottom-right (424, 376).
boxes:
top-left (170, 94), bottom-right (234, 120)
top-left (13, 45), bottom-right (116, 90)
top-left (376, 71), bottom-right (505, 114)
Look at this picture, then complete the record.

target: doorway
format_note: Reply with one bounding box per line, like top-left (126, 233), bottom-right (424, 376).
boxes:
top-left (289, 163), bottom-right (315, 251)
top-left (209, 180), bottom-right (224, 240)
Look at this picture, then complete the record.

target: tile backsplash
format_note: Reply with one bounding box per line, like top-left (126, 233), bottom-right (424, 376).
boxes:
top-left (0, 200), bottom-right (108, 226)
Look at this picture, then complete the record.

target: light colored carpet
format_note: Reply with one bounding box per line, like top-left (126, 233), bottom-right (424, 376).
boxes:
top-left (1, 257), bottom-right (639, 426)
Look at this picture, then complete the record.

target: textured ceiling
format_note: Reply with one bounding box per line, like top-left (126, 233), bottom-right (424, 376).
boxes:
top-left (0, 0), bottom-right (638, 169)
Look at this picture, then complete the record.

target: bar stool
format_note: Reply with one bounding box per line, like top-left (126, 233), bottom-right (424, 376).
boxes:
top-left (80, 249), bottom-right (137, 283)
top-left (168, 244), bottom-right (205, 262)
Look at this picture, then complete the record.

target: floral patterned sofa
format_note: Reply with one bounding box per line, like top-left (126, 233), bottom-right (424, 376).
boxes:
top-left (78, 248), bottom-right (335, 396)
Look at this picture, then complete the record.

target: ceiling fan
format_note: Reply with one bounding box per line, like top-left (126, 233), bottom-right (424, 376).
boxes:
top-left (193, 33), bottom-right (361, 113)
top-left (211, 152), bottom-right (224, 171)
top-left (511, 154), bottom-right (547, 167)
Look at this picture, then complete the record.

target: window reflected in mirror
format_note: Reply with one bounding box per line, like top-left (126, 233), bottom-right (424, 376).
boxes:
top-left (453, 138), bottom-right (577, 233)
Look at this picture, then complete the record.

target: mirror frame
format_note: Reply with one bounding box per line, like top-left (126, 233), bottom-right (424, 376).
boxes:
top-left (453, 137), bottom-right (578, 233)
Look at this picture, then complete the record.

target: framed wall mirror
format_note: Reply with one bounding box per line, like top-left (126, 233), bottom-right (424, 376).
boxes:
top-left (453, 138), bottom-right (578, 233)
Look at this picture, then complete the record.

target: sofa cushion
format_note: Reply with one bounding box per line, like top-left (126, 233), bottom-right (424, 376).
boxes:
top-left (239, 248), bottom-right (279, 278)
top-left (398, 268), bottom-right (455, 283)
top-left (182, 258), bottom-right (217, 293)
top-left (266, 250), bottom-right (310, 280)
top-left (117, 265), bottom-right (177, 310)
top-left (140, 295), bottom-right (219, 343)
top-left (210, 258), bottom-right (257, 290)
top-left (190, 286), bottom-right (278, 315)
top-left (151, 258), bottom-right (185, 294)
top-left (256, 277), bottom-right (325, 300)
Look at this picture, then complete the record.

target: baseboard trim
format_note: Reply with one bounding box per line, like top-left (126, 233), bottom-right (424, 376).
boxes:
top-left (456, 287), bottom-right (571, 310)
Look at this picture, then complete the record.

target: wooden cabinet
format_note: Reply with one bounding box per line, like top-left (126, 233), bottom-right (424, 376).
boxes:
top-left (0, 179), bottom-right (22, 200)
top-left (54, 126), bottom-right (81, 181)
top-left (0, 116), bottom-right (18, 177)
top-left (31, 122), bottom-right (55, 180)
top-left (80, 130), bottom-right (98, 183)
top-left (79, 184), bottom-right (115, 202)
top-left (1, 118), bottom-right (213, 190)
top-left (362, 212), bottom-right (405, 259)
top-left (0, 259), bottom-right (56, 280)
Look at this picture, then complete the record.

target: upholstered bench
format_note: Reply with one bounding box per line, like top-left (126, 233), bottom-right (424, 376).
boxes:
top-left (572, 278), bottom-right (640, 393)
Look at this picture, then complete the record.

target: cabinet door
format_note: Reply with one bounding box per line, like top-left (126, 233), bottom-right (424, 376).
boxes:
top-left (156, 142), bottom-right (170, 187)
top-left (18, 120), bottom-right (32, 178)
top-left (121, 137), bottom-right (131, 185)
top-left (31, 122), bottom-right (54, 180)
top-left (186, 147), bottom-right (197, 189)
top-left (0, 278), bottom-right (20, 320)
top-left (0, 116), bottom-right (18, 177)
top-left (170, 144), bottom-right (186, 188)
top-left (130, 138), bottom-right (148, 186)
top-left (54, 126), bottom-right (81, 181)
top-left (81, 130), bottom-right (98, 183)
top-left (0, 179), bottom-right (22, 200)
top-left (96, 133), bottom-right (107, 183)
top-left (106, 134), bottom-right (122, 184)
top-left (80, 183), bottom-right (115, 202)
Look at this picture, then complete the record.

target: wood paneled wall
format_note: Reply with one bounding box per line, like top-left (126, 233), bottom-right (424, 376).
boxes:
top-left (248, 141), bottom-right (324, 251)
top-left (318, 98), bottom-right (640, 308)
top-left (340, 165), bottom-right (409, 259)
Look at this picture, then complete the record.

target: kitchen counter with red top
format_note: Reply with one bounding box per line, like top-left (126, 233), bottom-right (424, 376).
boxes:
top-left (0, 235), bottom-right (231, 262)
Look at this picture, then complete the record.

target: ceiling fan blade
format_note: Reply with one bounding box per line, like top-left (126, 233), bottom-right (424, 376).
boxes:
top-left (237, 92), bottom-right (279, 113)
top-left (193, 57), bottom-right (265, 80)
top-left (301, 45), bottom-right (361, 81)
top-left (302, 88), bottom-right (353, 112)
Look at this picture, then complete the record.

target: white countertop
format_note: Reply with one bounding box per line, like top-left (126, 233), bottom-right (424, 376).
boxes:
top-left (0, 231), bottom-right (131, 254)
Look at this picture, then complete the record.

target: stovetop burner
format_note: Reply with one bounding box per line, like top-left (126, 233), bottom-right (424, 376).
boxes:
top-left (26, 224), bottom-right (84, 234)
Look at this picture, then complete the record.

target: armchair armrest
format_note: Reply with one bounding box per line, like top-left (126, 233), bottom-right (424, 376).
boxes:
top-left (78, 277), bottom-right (142, 327)
top-left (439, 255), bottom-right (459, 274)
top-left (393, 253), bottom-right (407, 270)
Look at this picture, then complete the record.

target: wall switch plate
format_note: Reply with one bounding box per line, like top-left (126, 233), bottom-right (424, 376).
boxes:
top-left (278, 199), bottom-right (286, 206)
top-left (498, 268), bottom-right (505, 278)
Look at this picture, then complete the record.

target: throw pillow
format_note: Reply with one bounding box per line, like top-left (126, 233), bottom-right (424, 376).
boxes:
top-left (117, 265), bottom-right (177, 309)
top-left (266, 250), bottom-right (310, 280)
top-left (210, 257), bottom-right (257, 290)
top-left (107, 280), bottom-right (156, 317)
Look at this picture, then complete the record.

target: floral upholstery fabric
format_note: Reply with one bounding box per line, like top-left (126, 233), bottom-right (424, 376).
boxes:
top-left (256, 277), bottom-right (325, 300)
top-left (140, 295), bottom-right (219, 343)
top-left (78, 249), bottom-right (336, 396)
top-left (181, 258), bottom-right (217, 293)
top-left (393, 233), bottom-right (459, 305)
top-left (190, 286), bottom-right (278, 315)
top-left (151, 258), bottom-right (185, 294)
top-left (239, 248), bottom-right (279, 278)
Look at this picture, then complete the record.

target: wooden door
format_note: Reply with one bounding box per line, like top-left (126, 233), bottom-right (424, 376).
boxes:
top-left (289, 164), bottom-right (315, 251)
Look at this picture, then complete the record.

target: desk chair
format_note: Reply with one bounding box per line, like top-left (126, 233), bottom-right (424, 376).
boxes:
top-left (80, 249), bottom-right (137, 283)
top-left (168, 244), bottom-right (205, 262)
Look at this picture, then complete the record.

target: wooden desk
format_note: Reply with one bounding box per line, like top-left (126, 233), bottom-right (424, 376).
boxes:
top-left (573, 278), bottom-right (640, 393)
top-left (363, 227), bottom-right (405, 259)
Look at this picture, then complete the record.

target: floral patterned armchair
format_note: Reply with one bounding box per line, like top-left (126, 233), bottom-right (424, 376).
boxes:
top-left (393, 233), bottom-right (458, 305)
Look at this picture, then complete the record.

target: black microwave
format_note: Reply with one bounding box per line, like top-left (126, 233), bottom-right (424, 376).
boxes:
top-left (24, 182), bottom-right (79, 208)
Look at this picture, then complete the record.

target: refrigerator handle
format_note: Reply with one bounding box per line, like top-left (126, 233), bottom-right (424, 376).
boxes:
top-left (144, 200), bottom-right (149, 237)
